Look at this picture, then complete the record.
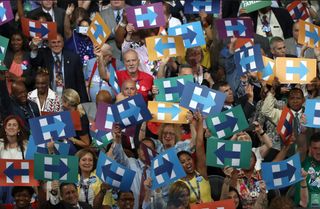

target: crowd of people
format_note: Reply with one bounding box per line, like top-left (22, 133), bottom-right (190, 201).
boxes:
top-left (0, 0), bottom-right (320, 209)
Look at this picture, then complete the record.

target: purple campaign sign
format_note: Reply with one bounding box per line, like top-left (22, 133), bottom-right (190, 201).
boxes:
top-left (126, 2), bottom-right (166, 29)
top-left (95, 103), bottom-right (114, 132)
top-left (215, 18), bottom-right (254, 39)
top-left (0, 1), bottom-right (14, 26)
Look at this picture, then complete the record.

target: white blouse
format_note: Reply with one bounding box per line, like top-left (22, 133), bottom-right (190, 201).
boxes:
top-left (0, 140), bottom-right (27, 159)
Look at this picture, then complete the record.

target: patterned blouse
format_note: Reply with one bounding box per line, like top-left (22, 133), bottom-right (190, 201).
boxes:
top-left (28, 88), bottom-right (62, 113)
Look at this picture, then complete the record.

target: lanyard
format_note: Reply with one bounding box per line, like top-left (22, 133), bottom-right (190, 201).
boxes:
top-left (80, 177), bottom-right (91, 204)
top-left (186, 175), bottom-right (201, 203)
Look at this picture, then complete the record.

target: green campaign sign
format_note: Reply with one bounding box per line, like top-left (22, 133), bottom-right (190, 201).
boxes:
top-left (241, 0), bottom-right (272, 13)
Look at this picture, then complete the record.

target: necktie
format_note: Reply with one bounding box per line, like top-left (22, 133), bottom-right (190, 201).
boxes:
top-left (54, 54), bottom-right (63, 88)
top-left (116, 10), bottom-right (121, 24)
top-left (262, 15), bottom-right (272, 37)
top-left (139, 166), bottom-right (147, 208)
top-left (293, 112), bottom-right (300, 136)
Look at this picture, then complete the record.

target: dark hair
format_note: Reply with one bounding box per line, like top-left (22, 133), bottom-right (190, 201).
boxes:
top-left (177, 150), bottom-right (192, 160)
top-left (288, 87), bottom-right (304, 99)
top-left (117, 190), bottom-right (134, 200)
top-left (36, 67), bottom-right (50, 77)
top-left (12, 186), bottom-right (34, 197)
top-left (9, 31), bottom-right (28, 52)
top-left (310, 132), bottom-right (320, 144)
top-left (212, 81), bottom-right (229, 91)
top-left (229, 186), bottom-right (243, 209)
top-left (268, 196), bottom-right (294, 209)
top-left (0, 115), bottom-right (29, 158)
top-left (60, 183), bottom-right (77, 193)
top-left (33, 11), bottom-right (53, 22)
top-left (71, 7), bottom-right (89, 28)
top-left (78, 18), bottom-right (91, 26)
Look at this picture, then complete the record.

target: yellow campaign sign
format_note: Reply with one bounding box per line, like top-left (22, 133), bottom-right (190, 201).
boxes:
top-left (148, 101), bottom-right (189, 124)
top-left (87, 13), bottom-right (111, 46)
top-left (145, 35), bottom-right (185, 61)
top-left (257, 56), bottom-right (275, 85)
top-left (297, 20), bottom-right (320, 48)
top-left (275, 57), bottom-right (316, 84)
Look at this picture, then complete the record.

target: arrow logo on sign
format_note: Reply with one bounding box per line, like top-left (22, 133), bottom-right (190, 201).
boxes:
top-left (155, 39), bottom-right (176, 54)
top-left (136, 8), bottom-right (157, 23)
top-left (215, 143), bottom-right (241, 164)
top-left (182, 28), bottom-right (197, 44)
top-left (102, 163), bottom-right (123, 182)
top-left (93, 24), bottom-right (104, 38)
top-left (306, 30), bottom-right (320, 44)
top-left (286, 62), bottom-right (308, 78)
top-left (0, 4), bottom-right (6, 20)
top-left (262, 62), bottom-right (273, 78)
top-left (4, 163), bottom-right (29, 181)
top-left (225, 21), bottom-right (247, 35)
top-left (164, 80), bottom-right (184, 95)
top-left (214, 115), bottom-right (238, 132)
top-left (119, 103), bottom-right (141, 121)
top-left (158, 105), bottom-right (181, 118)
top-left (293, 7), bottom-right (303, 19)
top-left (239, 54), bottom-right (255, 68)
top-left (30, 24), bottom-right (49, 37)
top-left (191, 0), bottom-right (211, 10)
top-left (273, 162), bottom-right (296, 181)
top-left (44, 159), bottom-right (70, 178)
top-left (154, 157), bottom-right (174, 177)
top-left (41, 117), bottom-right (66, 136)
top-left (191, 92), bottom-right (216, 110)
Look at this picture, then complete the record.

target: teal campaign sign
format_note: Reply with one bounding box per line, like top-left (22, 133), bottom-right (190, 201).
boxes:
top-left (240, 0), bottom-right (272, 13)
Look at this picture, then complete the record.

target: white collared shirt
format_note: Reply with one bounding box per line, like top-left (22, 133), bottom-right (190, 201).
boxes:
top-left (113, 8), bottom-right (123, 23)
top-left (42, 7), bottom-right (55, 21)
top-left (256, 10), bottom-right (284, 39)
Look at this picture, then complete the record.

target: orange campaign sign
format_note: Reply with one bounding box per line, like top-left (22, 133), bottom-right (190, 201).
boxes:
top-left (298, 20), bottom-right (320, 48)
top-left (148, 101), bottom-right (189, 124)
top-left (257, 56), bottom-right (275, 85)
top-left (145, 35), bottom-right (185, 61)
top-left (190, 199), bottom-right (236, 209)
top-left (275, 57), bottom-right (316, 84)
top-left (87, 13), bottom-right (111, 46)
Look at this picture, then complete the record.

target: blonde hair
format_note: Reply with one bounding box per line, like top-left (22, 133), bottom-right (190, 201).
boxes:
top-left (62, 89), bottom-right (85, 116)
top-left (158, 123), bottom-right (181, 144)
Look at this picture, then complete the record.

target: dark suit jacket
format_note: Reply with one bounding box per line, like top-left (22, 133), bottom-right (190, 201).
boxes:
top-left (27, 6), bottom-right (65, 36)
top-left (249, 7), bottom-right (294, 39)
top-left (0, 80), bottom-right (40, 130)
top-left (30, 48), bottom-right (89, 103)
top-left (222, 0), bottom-right (240, 18)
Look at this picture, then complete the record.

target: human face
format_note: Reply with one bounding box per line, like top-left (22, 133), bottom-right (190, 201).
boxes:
top-left (138, 140), bottom-right (155, 162)
top-left (179, 67), bottom-right (193, 76)
top-left (271, 41), bottom-right (286, 57)
top-left (310, 141), bottom-right (320, 162)
top-left (228, 190), bottom-right (240, 208)
top-left (122, 81), bottom-right (137, 97)
top-left (35, 75), bottom-right (49, 95)
top-left (110, 0), bottom-right (125, 10)
top-left (292, 23), bottom-right (299, 41)
top-left (79, 153), bottom-right (94, 174)
top-left (61, 184), bottom-right (79, 206)
top-left (11, 34), bottom-right (23, 52)
top-left (178, 188), bottom-right (190, 208)
top-left (14, 190), bottom-right (32, 208)
top-left (219, 85), bottom-right (234, 105)
top-left (40, 0), bottom-right (53, 10)
top-left (12, 84), bottom-right (28, 104)
top-left (179, 153), bottom-right (194, 174)
top-left (287, 91), bottom-right (304, 111)
top-left (5, 119), bottom-right (20, 137)
top-left (118, 192), bottom-right (134, 209)
top-left (124, 51), bottom-right (139, 74)
top-left (161, 125), bottom-right (176, 149)
top-left (48, 35), bottom-right (64, 54)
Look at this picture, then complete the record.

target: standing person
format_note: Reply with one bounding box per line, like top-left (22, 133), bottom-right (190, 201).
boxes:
top-left (30, 34), bottom-right (88, 102)
top-left (28, 68), bottom-right (62, 113)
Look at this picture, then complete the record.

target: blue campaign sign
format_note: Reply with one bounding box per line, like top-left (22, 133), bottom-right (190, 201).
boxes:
top-left (234, 44), bottom-right (264, 75)
top-left (151, 148), bottom-right (186, 190)
top-left (261, 153), bottom-right (302, 190)
top-left (96, 152), bottom-right (135, 191)
top-left (184, 0), bottom-right (220, 14)
top-left (112, 94), bottom-right (152, 128)
top-left (305, 99), bottom-right (320, 128)
top-left (180, 82), bottom-right (226, 116)
top-left (29, 111), bottom-right (76, 145)
top-left (168, 21), bottom-right (205, 48)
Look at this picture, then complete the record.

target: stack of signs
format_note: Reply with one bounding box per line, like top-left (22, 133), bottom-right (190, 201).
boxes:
top-left (126, 3), bottom-right (166, 29)
top-left (206, 138), bottom-right (252, 169)
top-left (261, 153), bottom-right (302, 190)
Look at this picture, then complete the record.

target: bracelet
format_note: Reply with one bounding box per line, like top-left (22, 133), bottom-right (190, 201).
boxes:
top-left (260, 131), bottom-right (266, 136)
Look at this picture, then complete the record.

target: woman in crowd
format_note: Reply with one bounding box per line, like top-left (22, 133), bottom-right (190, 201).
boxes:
top-left (168, 181), bottom-right (191, 209)
top-left (61, 89), bottom-right (91, 151)
top-left (75, 148), bottom-right (113, 209)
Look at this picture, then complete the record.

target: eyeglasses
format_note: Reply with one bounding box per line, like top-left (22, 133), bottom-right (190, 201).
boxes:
top-left (163, 132), bottom-right (175, 137)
